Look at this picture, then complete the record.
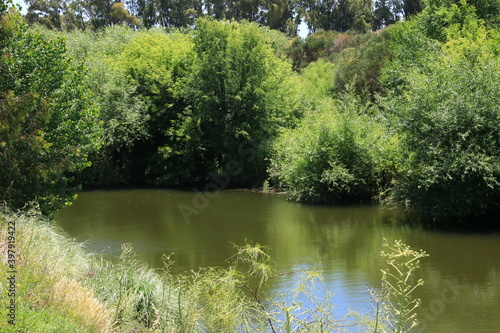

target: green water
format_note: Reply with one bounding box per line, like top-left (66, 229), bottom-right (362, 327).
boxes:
top-left (55, 189), bottom-right (500, 332)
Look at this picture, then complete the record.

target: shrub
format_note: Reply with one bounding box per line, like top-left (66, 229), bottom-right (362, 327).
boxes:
top-left (300, 59), bottom-right (336, 102)
top-left (389, 24), bottom-right (500, 221)
top-left (332, 30), bottom-right (392, 99)
top-left (270, 95), bottom-right (400, 204)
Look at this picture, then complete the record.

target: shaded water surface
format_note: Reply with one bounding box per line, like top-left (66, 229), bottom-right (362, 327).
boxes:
top-left (55, 189), bottom-right (500, 332)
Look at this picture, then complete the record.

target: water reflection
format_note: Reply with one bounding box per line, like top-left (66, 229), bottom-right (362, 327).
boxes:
top-left (55, 189), bottom-right (500, 332)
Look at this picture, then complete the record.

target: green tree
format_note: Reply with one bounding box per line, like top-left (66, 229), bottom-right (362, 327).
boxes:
top-left (25, 0), bottom-right (67, 29)
top-left (24, 0), bottom-right (140, 31)
top-left (389, 18), bottom-right (500, 221)
top-left (200, 0), bottom-right (300, 34)
top-left (110, 2), bottom-right (140, 27)
top-left (82, 0), bottom-right (115, 29)
top-left (300, 0), bottom-right (375, 33)
top-left (186, 19), bottom-right (302, 186)
top-left (53, 26), bottom-right (149, 186)
top-left (117, 29), bottom-right (198, 185)
top-left (263, 0), bottom-right (301, 35)
top-left (156, 0), bottom-right (202, 28)
top-left (0, 8), bottom-right (101, 215)
top-left (25, 0), bottom-right (89, 30)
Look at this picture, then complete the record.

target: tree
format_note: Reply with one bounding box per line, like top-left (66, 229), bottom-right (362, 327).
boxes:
top-left (24, 0), bottom-right (137, 31)
top-left (110, 2), bottom-right (140, 27)
top-left (0, 7), bottom-right (101, 215)
top-left (25, 0), bottom-right (67, 29)
top-left (24, 0), bottom-right (88, 30)
top-left (389, 17), bottom-right (500, 221)
top-left (56, 26), bottom-right (149, 186)
top-left (300, 0), bottom-right (374, 32)
top-left (263, 0), bottom-right (301, 35)
top-left (82, 0), bottom-right (115, 29)
top-left (186, 19), bottom-right (302, 186)
top-left (117, 30), bottom-right (198, 185)
top-left (373, 0), bottom-right (400, 29)
top-left (156, 0), bottom-right (202, 28)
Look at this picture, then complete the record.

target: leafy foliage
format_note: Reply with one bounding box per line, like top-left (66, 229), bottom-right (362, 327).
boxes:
top-left (270, 96), bottom-right (399, 204)
top-left (184, 19), bottom-right (302, 186)
top-left (300, 59), bottom-right (336, 101)
top-left (45, 26), bottom-right (151, 186)
top-left (373, 6), bottom-right (500, 221)
top-left (391, 43), bottom-right (500, 220)
top-left (115, 29), bottom-right (196, 185)
top-left (332, 29), bottom-right (392, 99)
top-left (49, 20), bottom-right (303, 188)
top-left (0, 9), bottom-right (101, 215)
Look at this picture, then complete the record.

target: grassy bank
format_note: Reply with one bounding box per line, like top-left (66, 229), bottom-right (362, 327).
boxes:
top-left (1, 206), bottom-right (427, 332)
top-left (0, 206), bottom-right (188, 332)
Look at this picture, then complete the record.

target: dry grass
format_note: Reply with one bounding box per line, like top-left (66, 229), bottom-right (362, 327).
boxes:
top-left (0, 207), bottom-right (117, 332)
top-left (51, 276), bottom-right (114, 332)
top-left (0, 206), bottom-right (183, 332)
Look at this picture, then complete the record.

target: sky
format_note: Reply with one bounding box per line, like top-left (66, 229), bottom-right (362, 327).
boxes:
top-left (297, 20), bottom-right (309, 38)
top-left (9, 0), bottom-right (309, 38)
top-left (11, 0), bottom-right (26, 14)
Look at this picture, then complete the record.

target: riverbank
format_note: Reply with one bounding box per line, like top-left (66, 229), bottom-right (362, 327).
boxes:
top-left (0, 206), bottom-right (184, 332)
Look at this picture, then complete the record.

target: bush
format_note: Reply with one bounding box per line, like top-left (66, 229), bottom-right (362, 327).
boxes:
top-left (53, 26), bottom-right (151, 186)
top-left (389, 24), bottom-right (500, 221)
top-left (270, 96), bottom-right (399, 204)
top-left (332, 30), bottom-right (392, 99)
top-left (300, 59), bottom-right (336, 101)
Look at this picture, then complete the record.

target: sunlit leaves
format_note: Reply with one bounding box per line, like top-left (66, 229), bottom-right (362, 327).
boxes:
top-left (185, 19), bottom-right (302, 185)
top-left (270, 95), bottom-right (399, 204)
top-left (389, 17), bottom-right (500, 220)
top-left (0, 9), bottom-right (101, 215)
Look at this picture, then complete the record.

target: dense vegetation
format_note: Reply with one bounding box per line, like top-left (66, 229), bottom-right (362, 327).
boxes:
top-left (1, 0), bottom-right (498, 331)
top-left (0, 3), bottom-right (101, 216)
top-left (1, 0), bottom-right (499, 225)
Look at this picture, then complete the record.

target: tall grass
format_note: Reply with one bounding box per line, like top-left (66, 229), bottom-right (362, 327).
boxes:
top-left (0, 205), bottom-right (184, 332)
top-left (0, 205), bottom-right (113, 332)
top-left (1, 206), bottom-right (427, 332)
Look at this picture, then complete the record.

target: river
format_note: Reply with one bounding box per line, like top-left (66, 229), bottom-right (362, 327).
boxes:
top-left (54, 189), bottom-right (500, 332)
